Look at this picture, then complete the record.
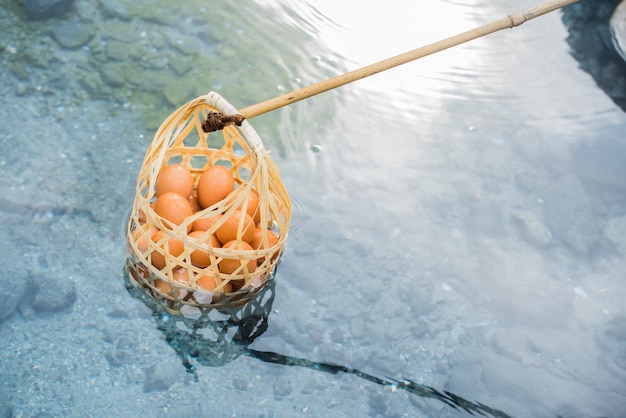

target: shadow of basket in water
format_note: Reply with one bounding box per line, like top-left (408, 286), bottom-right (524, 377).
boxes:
top-left (123, 264), bottom-right (276, 377)
top-left (124, 263), bottom-right (515, 417)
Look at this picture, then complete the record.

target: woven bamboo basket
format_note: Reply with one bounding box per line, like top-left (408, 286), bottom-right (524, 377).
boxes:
top-left (125, 92), bottom-right (291, 315)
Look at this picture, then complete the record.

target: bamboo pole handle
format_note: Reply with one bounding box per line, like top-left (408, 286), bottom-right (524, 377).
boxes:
top-left (237, 0), bottom-right (577, 119)
top-left (200, 0), bottom-right (578, 132)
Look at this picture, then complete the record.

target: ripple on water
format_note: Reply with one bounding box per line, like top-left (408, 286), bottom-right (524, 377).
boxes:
top-left (286, 195), bottom-right (311, 235)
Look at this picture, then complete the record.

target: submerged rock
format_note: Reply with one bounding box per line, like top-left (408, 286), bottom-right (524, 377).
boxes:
top-left (465, 200), bottom-right (506, 238)
top-left (31, 272), bottom-right (76, 312)
top-left (511, 210), bottom-right (552, 248)
top-left (105, 40), bottom-right (129, 61)
top-left (604, 215), bottom-right (626, 256)
top-left (98, 0), bottom-right (132, 21)
top-left (0, 264), bottom-right (29, 323)
top-left (163, 79), bottom-right (197, 106)
top-left (23, 0), bottom-right (74, 20)
top-left (272, 378), bottom-right (293, 400)
top-left (542, 175), bottom-right (599, 255)
top-left (100, 63), bottom-right (126, 87)
top-left (50, 21), bottom-right (95, 49)
top-left (143, 358), bottom-right (185, 392)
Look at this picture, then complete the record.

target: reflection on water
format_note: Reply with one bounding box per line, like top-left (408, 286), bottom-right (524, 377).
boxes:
top-left (562, 0), bottom-right (626, 112)
top-left (247, 349), bottom-right (514, 418)
top-left (264, 0), bottom-right (489, 126)
top-left (126, 264), bottom-right (513, 417)
top-left (124, 271), bottom-right (277, 374)
top-left (270, 0), bottom-right (626, 416)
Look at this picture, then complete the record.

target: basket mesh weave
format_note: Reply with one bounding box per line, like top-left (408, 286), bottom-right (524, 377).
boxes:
top-left (125, 92), bottom-right (291, 315)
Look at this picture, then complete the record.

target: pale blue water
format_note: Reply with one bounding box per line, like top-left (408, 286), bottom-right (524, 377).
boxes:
top-left (1, 0), bottom-right (625, 417)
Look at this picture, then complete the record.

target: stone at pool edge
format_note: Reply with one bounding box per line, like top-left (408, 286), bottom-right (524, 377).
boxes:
top-left (50, 21), bottom-right (96, 49)
top-left (611, 0), bottom-right (626, 61)
top-left (23, 0), bottom-right (74, 20)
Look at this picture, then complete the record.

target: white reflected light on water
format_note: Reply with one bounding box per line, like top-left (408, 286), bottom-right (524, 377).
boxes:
top-left (249, 1), bottom-right (626, 417)
top-left (257, 0), bottom-right (485, 123)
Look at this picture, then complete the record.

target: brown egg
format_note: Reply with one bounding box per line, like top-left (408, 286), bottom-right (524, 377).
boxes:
top-left (250, 228), bottom-right (279, 250)
top-left (172, 267), bottom-right (190, 285)
top-left (155, 269), bottom-right (189, 298)
top-left (215, 210), bottom-right (255, 245)
top-left (155, 164), bottom-right (194, 198)
top-left (133, 264), bottom-right (150, 281)
top-left (250, 228), bottom-right (280, 266)
top-left (225, 189), bottom-right (261, 224)
top-left (196, 273), bottom-right (232, 293)
top-left (188, 230), bottom-right (220, 267)
top-left (131, 223), bottom-right (158, 253)
top-left (154, 279), bottom-right (172, 294)
top-left (154, 192), bottom-right (193, 232)
top-left (188, 189), bottom-right (201, 213)
top-left (150, 230), bottom-right (185, 270)
top-left (192, 215), bottom-right (218, 233)
top-left (197, 165), bottom-right (235, 209)
top-left (246, 190), bottom-right (261, 223)
top-left (250, 273), bottom-right (266, 288)
top-left (219, 240), bottom-right (256, 274)
top-left (137, 208), bottom-right (147, 224)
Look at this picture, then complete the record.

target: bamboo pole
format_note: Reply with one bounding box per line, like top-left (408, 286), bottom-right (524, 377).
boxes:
top-left (237, 0), bottom-right (578, 120)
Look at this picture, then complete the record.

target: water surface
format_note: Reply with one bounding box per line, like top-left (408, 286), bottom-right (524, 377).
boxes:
top-left (1, 0), bottom-right (625, 417)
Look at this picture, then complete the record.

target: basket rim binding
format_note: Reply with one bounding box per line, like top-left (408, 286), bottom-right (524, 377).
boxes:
top-left (125, 92), bottom-right (292, 315)
top-left (205, 92), bottom-right (266, 154)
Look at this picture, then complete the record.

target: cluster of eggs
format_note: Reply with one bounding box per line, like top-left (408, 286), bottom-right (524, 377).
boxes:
top-left (131, 163), bottom-right (279, 299)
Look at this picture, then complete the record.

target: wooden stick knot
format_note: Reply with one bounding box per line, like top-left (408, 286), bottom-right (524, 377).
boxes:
top-left (507, 12), bottom-right (528, 28)
top-left (202, 112), bottom-right (245, 133)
